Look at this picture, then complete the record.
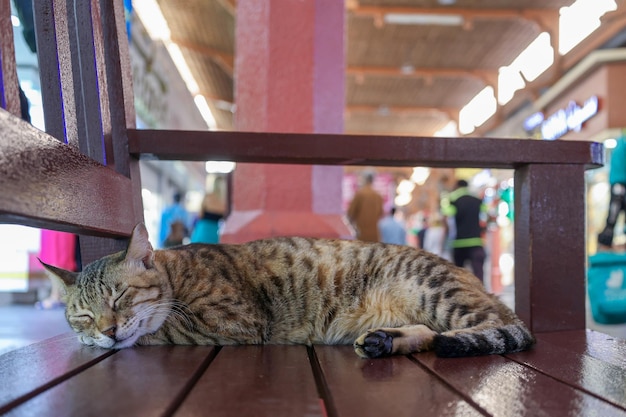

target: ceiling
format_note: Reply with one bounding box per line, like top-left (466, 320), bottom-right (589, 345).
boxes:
top-left (157, 0), bottom-right (626, 137)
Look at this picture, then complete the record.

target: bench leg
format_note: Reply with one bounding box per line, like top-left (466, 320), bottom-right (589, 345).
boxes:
top-left (514, 163), bottom-right (587, 332)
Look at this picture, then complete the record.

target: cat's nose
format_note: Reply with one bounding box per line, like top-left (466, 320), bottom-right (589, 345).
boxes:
top-left (102, 326), bottom-right (117, 340)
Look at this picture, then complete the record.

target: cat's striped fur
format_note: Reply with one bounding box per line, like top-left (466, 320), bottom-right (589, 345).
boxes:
top-left (41, 223), bottom-right (535, 358)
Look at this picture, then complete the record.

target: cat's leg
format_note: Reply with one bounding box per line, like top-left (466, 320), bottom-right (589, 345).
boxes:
top-left (353, 324), bottom-right (437, 358)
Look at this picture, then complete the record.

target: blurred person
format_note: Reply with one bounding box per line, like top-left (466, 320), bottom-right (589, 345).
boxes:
top-left (37, 230), bottom-right (80, 309)
top-left (598, 135), bottom-right (626, 249)
top-left (159, 192), bottom-right (190, 248)
top-left (442, 179), bottom-right (487, 283)
top-left (378, 207), bottom-right (407, 245)
top-left (347, 171), bottom-right (384, 242)
top-left (191, 176), bottom-right (227, 244)
top-left (422, 213), bottom-right (449, 260)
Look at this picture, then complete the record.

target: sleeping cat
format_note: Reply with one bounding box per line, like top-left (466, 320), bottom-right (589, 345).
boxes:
top-left (41, 223), bottom-right (535, 358)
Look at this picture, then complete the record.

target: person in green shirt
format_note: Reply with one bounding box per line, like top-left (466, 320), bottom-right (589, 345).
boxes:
top-left (442, 179), bottom-right (487, 284)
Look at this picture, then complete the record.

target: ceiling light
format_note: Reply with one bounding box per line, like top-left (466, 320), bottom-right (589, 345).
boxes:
top-left (133, 0), bottom-right (171, 41)
top-left (194, 95), bottom-right (217, 130)
top-left (384, 13), bottom-right (464, 26)
top-left (395, 193), bottom-right (412, 207)
top-left (397, 180), bottom-right (416, 195)
top-left (205, 161), bottom-right (236, 174)
top-left (604, 138), bottom-right (617, 149)
top-left (410, 167), bottom-right (431, 185)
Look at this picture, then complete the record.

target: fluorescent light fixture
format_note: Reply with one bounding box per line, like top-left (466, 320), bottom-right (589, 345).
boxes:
top-left (397, 179), bottom-right (416, 195)
top-left (559, 0), bottom-right (617, 55)
top-left (410, 167), bottom-right (431, 185)
top-left (134, 0), bottom-right (219, 130)
top-left (498, 32), bottom-right (554, 105)
top-left (434, 121), bottom-right (458, 137)
top-left (167, 43), bottom-right (199, 94)
top-left (194, 95), bottom-right (217, 130)
top-left (459, 86), bottom-right (497, 135)
top-left (384, 13), bottom-right (464, 26)
top-left (498, 66), bottom-right (525, 105)
top-left (518, 32), bottom-right (554, 82)
top-left (205, 161), bottom-right (236, 174)
top-left (133, 0), bottom-right (171, 41)
top-left (394, 193), bottom-right (412, 207)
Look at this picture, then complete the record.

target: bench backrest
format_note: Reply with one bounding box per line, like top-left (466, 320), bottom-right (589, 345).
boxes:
top-left (0, 0), bottom-right (603, 333)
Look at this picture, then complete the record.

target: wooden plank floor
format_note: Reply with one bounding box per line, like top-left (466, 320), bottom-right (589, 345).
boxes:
top-left (1, 330), bottom-right (625, 416)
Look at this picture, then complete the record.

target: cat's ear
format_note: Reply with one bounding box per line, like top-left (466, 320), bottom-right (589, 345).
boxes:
top-left (125, 223), bottom-right (155, 269)
top-left (39, 259), bottom-right (78, 289)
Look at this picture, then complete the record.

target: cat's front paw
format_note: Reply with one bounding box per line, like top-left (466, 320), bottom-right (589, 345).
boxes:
top-left (78, 335), bottom-right (96, 346)
top-left (354, 330), bottom-right (393, 359)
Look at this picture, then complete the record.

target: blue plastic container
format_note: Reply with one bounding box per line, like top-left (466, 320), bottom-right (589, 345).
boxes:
top-left (587, 252), bottom-right (626, 324)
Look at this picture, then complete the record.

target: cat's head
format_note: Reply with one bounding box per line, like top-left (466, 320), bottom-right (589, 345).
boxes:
top-left (41, 223), bottom-right (171, 349)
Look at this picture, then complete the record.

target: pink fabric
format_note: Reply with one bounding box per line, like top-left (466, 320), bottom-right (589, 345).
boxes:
top-left (39, 230), bottom-right (77, 271)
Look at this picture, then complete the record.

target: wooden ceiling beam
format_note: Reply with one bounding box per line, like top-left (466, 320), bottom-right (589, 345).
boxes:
top-left (351, 5), bottom-right (559, 20)
top-left (171, 37), bottom-right (234, 75)
top-left (348, 66), bottom-right (498, 85)
top-left (351, 5), bottom-right (561, 33)
top-left (561, 11), bottom-right (626, 69)
top-left (346, 104), bottom-right (457, 120)
top-left (215, 0), bottom-right (236, 16)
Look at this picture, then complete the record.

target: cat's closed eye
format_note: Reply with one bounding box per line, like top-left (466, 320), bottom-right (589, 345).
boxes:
top-left (69, 314), bottom-right (94, 331)
top-left (112, 288), bottom-right (129, 310)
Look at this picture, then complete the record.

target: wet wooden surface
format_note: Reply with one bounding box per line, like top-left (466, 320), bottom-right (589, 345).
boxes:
top-left (2, 330), bottom-right (625, 416)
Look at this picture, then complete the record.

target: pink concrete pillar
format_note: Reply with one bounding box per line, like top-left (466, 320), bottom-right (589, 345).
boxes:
top-left (221, 0), bottom-right (351, 242)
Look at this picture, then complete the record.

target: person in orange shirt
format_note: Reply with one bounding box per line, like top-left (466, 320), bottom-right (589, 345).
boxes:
top-left (347, 172), bottom-right (384, 242)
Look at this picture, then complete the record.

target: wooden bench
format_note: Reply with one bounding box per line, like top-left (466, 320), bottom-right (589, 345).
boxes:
top-left (1, 1), bottom-right (625, 416)
top-left (1, 330), bottom-right (626, 416)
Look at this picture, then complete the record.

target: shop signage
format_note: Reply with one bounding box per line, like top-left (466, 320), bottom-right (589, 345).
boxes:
top-left (523, 95), bottom-right (599, 140)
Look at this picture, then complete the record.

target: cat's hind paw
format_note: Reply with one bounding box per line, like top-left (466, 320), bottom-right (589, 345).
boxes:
top-left (354, 329), bottom-right (394, 359)
top-left (353, 324), bottom-right (437, 358)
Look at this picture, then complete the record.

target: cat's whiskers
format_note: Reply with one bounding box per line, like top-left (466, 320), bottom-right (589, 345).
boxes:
top-left (136, 300), bottom-right (194, 331)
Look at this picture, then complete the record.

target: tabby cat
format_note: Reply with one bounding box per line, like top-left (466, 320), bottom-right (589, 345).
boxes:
top-left (41, 223), bottom-right (534, 358)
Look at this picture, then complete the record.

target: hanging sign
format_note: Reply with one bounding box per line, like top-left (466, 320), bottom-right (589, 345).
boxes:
top-left (524, 96), bottom-right (600, 140)
top-left (533, 96), bottom-right (600, 140)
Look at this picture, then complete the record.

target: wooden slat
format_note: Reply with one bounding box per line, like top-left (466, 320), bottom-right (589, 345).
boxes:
top-left (99, 0), bottom-right (141, 179)
top-left (128, 129), bottom-right (604, 169)
top-left (0, 0), bottom-right (20, 116)
top-left (313, 345), bottom-right (483, 417)
top-left (415, 350), bottom-right (626, 417)
top-left (506, 331), bottom-right (626, 410)
top-left (98, 0), bottom-right (144, 234)
top-left (533, 330), bottom-right (626, 368)
top-left (176, 345), bottom-right (324, 417)
top-left (33, 0), bottom-right (79, 147)
top-left (67, 0), bottom-right (108, 163)
top-left (0, 333), bottom-right (114, 414)
top-left (0, 109), bottom-right (136, 237)
top-left (4, 345), bottom-right (216, 416)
